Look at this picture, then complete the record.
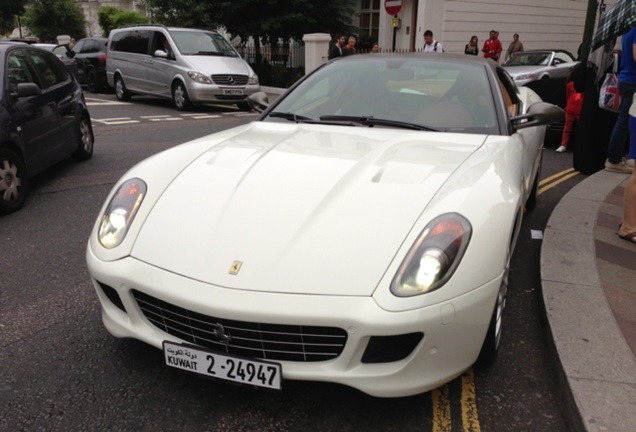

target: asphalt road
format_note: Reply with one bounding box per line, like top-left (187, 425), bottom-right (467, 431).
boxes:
top-left (0, 93), bottom-right (584, 431)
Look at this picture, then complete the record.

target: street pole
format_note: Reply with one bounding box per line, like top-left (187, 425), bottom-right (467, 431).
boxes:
top-left (579, 0), bottom-right (599, 63)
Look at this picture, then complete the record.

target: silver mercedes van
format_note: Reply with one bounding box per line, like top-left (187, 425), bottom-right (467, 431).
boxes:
top-left (106, 25), bottom-right (260, 110)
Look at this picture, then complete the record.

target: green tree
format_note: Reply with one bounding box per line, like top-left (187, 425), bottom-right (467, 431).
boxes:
top-left (23, 0), bottom-right (85, 42)
top-left (0, 0), bottom-right (26, 35)
top-left (98, 6), bottom-right (148, 37)
top-left (140, 0), bottom-right (355, 42)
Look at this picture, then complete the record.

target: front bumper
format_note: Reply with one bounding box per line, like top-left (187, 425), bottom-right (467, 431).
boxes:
top-left (87, 246), bottom-right (500, 398)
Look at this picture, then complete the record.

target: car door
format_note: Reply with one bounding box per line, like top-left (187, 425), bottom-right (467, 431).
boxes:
top-left (142, 31), bottom-right (174, 97)
top-left (23, 49), bottom-right (78, 171)
top-left (5, 48), bottom-right (60, 175)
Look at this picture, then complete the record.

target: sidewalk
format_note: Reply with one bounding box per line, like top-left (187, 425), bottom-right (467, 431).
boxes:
top-left (541, 170), bottom-right (636, 432)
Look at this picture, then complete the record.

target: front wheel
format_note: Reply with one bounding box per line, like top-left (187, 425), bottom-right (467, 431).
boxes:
top-left (114, 75), bottom-right (131, 101)
top-left (0, 148), bottom-right (28, 214)
top-left (87, 69), bottom-right (103, 93)
top-left (71, 114), bottom-right (94, 161)
top-left (476, 253), bottom-right (509, 366)
top-left (172, 81), bottom-right (193, 111)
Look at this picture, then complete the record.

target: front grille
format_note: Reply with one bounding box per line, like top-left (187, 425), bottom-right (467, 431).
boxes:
top-left (133, 290), bottom-right (347, 362)
top-left (211, 74), bottom-right (249, 85)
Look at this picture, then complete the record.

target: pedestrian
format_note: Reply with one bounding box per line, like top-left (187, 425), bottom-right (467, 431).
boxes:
top-left (69, 37), bottom-right (76, 49)
top-left (505, 34), bottom-right (524, 62)
top-left (556, 71), bottom-right (584, 153)
top-left (422, 30), bottom-right (443, 53)
top-left (342, 36), bottom-right (357, 56)
top-left (618, 95), bottom-right (636, 243)
top-left (605, 25), bottom-right (636, 173)
top-left (464, 35), bottom-right (479, 55)
top-left (371, 43), bottom-right (379, 53)
top-left (482, 30), bottom-right (502, 62)
top-left (328, 34), bottom-right (346, 60)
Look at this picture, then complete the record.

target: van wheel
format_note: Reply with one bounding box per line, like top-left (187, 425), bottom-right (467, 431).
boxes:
top-left (71, 114), bottom-right (94, 161)
top-left (172, 82), bottom-right (193, 111)
top-left (87, 69), bottom-right (103, 93)
top-left (0, 148), bottom-right (28, 214)
top-left (114, 75), bottom-right (131, 101)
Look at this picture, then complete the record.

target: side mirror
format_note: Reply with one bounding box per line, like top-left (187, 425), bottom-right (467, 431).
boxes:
top-left (511, 101), bottom-right (564, 130)
top-left (15, 82), bottom-right (41, 98)
top-left (153, 50), bottom-right (168, 59)
top-left (248, 91), bottom-right (270, 113)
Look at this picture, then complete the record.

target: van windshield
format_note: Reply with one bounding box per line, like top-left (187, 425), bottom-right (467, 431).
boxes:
top-left (169, 31), bottom-right (239, 57)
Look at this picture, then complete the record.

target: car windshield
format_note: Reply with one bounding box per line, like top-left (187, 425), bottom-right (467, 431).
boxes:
top-left (504, 52), bottom-right (552, 66)
top-left (169, 31), bottom-right (239, 57)
top-left (267, 56), bottom-right (499, 133)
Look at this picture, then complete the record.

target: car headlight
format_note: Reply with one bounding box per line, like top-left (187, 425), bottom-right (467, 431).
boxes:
top-left (391, 213), bottom-right (471, 297)
top-left (516, 73), bottom-right (535, 81)
top-left (188, 71), bottom-right (213, 84)
top-left (248, 73), bottom-right (259, 85)
top-left (98, 178), bottom-right (147, 249)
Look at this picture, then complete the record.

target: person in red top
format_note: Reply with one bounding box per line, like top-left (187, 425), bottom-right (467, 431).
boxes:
top-left (556, 73), bottom-right (584, 153)
top-left (482, 30), bottom-right (502, 61)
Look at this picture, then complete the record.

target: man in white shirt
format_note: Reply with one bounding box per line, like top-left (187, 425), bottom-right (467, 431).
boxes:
top-left (422, 30), bottom-right (443, 53)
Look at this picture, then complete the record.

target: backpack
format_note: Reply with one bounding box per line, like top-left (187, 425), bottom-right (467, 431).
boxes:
top-left (434, 42), bottom-right (444, 53)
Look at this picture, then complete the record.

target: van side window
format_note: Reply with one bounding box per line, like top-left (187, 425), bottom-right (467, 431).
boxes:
top-left (111, 30), bottom-right (151, 54)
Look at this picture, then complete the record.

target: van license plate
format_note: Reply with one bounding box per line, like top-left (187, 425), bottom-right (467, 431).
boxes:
top-left (163, 341), bottom-right (282, 390)
top-left (223, 89), bottom-right (244, 95)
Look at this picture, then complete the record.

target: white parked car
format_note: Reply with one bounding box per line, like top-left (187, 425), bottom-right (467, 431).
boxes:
top-left (502, 49), bottom-right (578, 86)
top-left (86, 53), bottom-right (562, 397)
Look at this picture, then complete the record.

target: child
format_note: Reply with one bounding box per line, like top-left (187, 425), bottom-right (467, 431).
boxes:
top-left (556, 75), bottom-right (584, 153)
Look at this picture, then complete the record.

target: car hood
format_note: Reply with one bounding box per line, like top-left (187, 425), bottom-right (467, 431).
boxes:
top-left (503, 65), bottom-right (544, 77)
top-left (182, 55), bottom-right (254, 76)
top-left (131, 123), bottom-right (486, 296)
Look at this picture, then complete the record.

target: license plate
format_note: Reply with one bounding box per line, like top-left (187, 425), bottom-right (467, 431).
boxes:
top-left (222, 88), bottom-right (244, 95)
top-left (162, 341), bottom-right (282, 390)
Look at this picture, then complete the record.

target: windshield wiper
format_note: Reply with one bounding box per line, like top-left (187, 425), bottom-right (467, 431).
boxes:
top-left (196, 51), bottom-right (223, 56)
top-left (268, 112), bottom-right (316, 123)
top-left (319, 115), bottom-right (439, 131)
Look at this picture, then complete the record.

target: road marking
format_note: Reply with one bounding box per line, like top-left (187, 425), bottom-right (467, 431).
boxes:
top-left (92, 117), bottom-right (140, 125)
top-left (538, 168), bottom-right (579, 195)
top-left (85, 98), bottom-right (132, 106)
top-left (461, 369), bottom-right (481, 432)
top-left (432, 384), bottom-right (452, 432)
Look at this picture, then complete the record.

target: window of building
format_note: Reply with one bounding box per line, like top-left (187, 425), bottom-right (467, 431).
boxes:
top-left (359, 0), bottom-right (380, 48)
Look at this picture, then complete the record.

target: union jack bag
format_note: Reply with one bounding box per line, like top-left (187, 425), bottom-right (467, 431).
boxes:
top-left (599, 54), bottom-right (620, 113)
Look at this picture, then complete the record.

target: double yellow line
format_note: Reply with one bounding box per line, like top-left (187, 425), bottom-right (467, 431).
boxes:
top-left (538, 168), bottom-right (579, 196)
top-left (431, 168), bottom-right (579, 431)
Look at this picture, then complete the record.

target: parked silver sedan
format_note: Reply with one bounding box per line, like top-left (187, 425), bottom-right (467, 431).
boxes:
top-left (502, 49), bottom-right (578, 86)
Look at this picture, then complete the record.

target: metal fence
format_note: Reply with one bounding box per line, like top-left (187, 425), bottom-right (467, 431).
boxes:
top-left (233, 41), bottom-right (306, 88)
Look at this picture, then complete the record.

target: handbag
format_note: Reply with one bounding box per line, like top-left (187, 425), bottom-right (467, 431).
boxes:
top-left (599, 53), bottom-right (620, 112)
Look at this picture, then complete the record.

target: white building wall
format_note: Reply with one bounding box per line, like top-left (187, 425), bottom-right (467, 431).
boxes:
top-left (377, 0), bottom-right (617, 56)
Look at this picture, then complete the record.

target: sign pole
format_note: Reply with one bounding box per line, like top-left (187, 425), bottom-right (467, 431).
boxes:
top-left (392, 16), bottom-right (397, 52)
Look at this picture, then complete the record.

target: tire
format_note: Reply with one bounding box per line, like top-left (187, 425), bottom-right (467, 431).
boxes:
top-left (476, 253), bottom-right (509, 366)
top-left (71, 114), bottom-right (94, 161)
top-left (172, 81), bottom-right (193, 111)
top-left (525, 156), bottom-right (542, 212)
top-left (0, 148), bottom-right (28, 214)
top-left (87, 68), bottom-right (102, 93)
top-left (114, 75), bottom-right (131, 101)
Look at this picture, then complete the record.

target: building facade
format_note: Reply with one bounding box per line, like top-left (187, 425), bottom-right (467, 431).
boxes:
top-left (359, 0), bottom-right (617, 56)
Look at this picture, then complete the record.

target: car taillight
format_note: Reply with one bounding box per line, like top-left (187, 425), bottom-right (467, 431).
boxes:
top-left (99, 54), bottom-right (107, 63)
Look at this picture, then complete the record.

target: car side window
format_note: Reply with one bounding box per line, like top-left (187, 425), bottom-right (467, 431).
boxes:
top-left (496, 69), bottom-right (520, 117)
top-left (28, 50), bottom-right (69, 89)
top-left (7, 50), bottom-right (36, 94)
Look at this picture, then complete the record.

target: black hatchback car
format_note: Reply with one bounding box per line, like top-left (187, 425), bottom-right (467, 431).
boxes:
top-left (0, 42), bottom-right (94, 214)
top-left (59, 37), bottom-right (108, 93)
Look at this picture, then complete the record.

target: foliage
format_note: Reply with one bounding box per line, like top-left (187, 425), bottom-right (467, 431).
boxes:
top-left (98, 6), bottom-right (148, 37)
top-left (139, 0), bottom-right (356, 43)
top-left (0, 0), bottom-right (26, 35)
top-left (23, 0), bottom-right (85, 42)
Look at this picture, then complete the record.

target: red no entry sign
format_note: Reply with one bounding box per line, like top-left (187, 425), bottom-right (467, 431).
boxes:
top-left (384, 0), bottom-right (402, 16)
